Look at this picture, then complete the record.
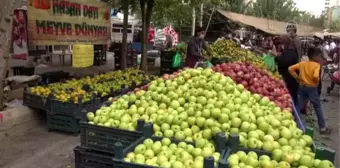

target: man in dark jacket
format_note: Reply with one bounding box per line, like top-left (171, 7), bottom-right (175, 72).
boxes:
top-left (186, 27), bottom-right (210, 68)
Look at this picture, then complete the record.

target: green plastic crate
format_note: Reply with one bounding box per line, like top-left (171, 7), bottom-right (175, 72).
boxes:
top-left (47, 114), bottom-right (80, 133)
top-left (113, 134), bottom-right (228, 168)
top-left (74, 146), bottom-right (114, 168)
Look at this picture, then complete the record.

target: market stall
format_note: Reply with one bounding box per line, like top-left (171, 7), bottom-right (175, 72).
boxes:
top-left (217, 10), bottom-right (322, 36)
top-left (67, 39), bottom-right (336, 167)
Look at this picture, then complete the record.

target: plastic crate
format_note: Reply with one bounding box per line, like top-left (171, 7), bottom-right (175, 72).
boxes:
top-left (49, 98), bottom-right (99, 118)
top-left (39, 71), bottom-right (70, 85)
top-left (226, 132), bottom-right (336, 164)
top-left (210, 58), bottom-right (231, 65)
top-left (79, 120), bottom-right (149, 154)
top-left (23, 90), bottom-right (50, 111)
top-left (11, 66), bottom-right (35, 76)
top-left (47, 114), bottom-right (80, 133)
top-left (113, 134), bottom-right (228, 168)
top-left (74, 146), bottom-right (114, 168)
top-left (161, 51), bottom-right (177, 61)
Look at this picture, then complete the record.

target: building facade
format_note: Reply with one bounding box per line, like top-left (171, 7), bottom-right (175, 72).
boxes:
top-left (325, 0), bottom-right (340, 10)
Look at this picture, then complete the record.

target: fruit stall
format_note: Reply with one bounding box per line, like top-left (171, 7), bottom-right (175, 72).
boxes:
top-left (72, 64), bottom-right (335, 168)
top-left (21, 39), bottom-right (335, 167)
top-left (23, 68), bottom-right (155, 133)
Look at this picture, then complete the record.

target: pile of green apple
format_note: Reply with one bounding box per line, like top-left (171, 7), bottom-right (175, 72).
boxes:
top-left (87, 68), bottom-right (315, 159)
top-left (124, 137), bottom-right (220, 168)
top-left (227, 150), bottom-right (334, 168)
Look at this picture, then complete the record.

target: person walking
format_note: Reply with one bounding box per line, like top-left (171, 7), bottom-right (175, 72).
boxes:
top-left (288, 47), bottom-right (332, 135)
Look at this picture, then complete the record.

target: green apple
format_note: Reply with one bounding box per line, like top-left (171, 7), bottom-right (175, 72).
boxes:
top-left (280, 128), bottom-right (292, 140)
top-left (245, 157), bottom-right (259, 168)
top-left (191, 148), bottom-right (202, 157)
top-left (227, 154), bottom-right (239, 166)
top-left (144, 149), bottom-right (155, 159)
top-left (157, 155), bottom-right (168, 165)
top-left (196, 117), bottom-right (206, 128)
top-left (191, 125), bottom-right (200, 134)
top-left (301, 135), bottom-right (313, 147)
top-left (161, 138), bottom-right (171, 146)
top-left (192, 160), bottom-right (204, 168)
top-left (175, 131), bottom-right (185, 140)
top-left (135, 154), bottom-right (146, 163)
top-left (154, 131), bottom-right (163, 137)
top-left (161, 123), bottom-right (171, 132)
top-left (164, 129), bottom-right (174, 138)
top-left (299, 155), bottom-right (314, 167)
top-left (277, 161), bottom-right (291, 168)
top-left (151, 142), bottom-right (162, 155)
top-left (317, 160), bottom-right (334, 168)
top-left (231, 118), bottom-right (242, 128)
top-left (143, 138), bottom-right (154, 149)
top-left (246, 138), bottom-right (258, 149)
top-left (201, 147), bottom-right (213, 157)
top-left (262, 140), bottom-right (274, 152)
top-left (134, 144), bottom-right (146, 154)
top-left (195, 138), bottom-right (206, 148)
top-left (221, 123), bottom-right (231, 132)
top-left (272, 149), bottom-right (283, 161)
top-left (126, 152), bottom-right (135, 160)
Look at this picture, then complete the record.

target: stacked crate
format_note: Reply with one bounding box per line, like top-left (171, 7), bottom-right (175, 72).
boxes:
top-left (74, 113), bottom-right (150, 168)
top-left (114, 45), bottom-right (138, 70)
top-left (160, 50), bottom-right (179, 75)
top-left (93, 45), bottom-right (107, 66)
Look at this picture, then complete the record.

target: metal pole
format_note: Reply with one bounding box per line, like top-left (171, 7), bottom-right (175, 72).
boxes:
top-left (192, 7), bottom-right (196, 36)
top-left (199, 4), bottom-right (203, 27)
top-left (205, 7), bottom-right (215, 33)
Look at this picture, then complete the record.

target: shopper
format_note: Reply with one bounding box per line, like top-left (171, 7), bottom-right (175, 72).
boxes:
top-left (300, 40), bottom-right (327, 114)
top-left (288, 47), bottom-right (332, 135)
top-left (186, 27), bottom-right (210, 68)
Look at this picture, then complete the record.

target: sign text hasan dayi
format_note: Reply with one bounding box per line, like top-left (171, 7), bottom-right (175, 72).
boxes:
top-left (35, 0), bottom-right (110, 37)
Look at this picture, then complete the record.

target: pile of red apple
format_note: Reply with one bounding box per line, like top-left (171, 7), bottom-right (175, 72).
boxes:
top-left (213, 62), bottom-right (292, 112)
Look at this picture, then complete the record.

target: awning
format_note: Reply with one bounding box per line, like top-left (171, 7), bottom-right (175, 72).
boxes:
top-left (218, 10), bottom-right (322, 36)
top-left (314, 32), bottom-right (340, 39)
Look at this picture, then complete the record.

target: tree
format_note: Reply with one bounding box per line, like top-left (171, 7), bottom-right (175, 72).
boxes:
top-left (139, 0), bottom-right (155, 72)
top-left (329, 21), bottom-right (340, 32)
top-left (297, 12), bottom-right (325, 28)
top-left (250, 0), bottom-right (302, 22)
top-left (121, 0), bottom-right (129, 70)
top-left (110, 0), bottom-right (139, 70)
top-left (222, 0), bottom-right (252, 14)
top-left (0, 0), bottom-right (14, 110)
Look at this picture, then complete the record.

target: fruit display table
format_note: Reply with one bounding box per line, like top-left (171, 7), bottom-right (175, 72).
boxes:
top-left (69, 38), bottom-right (335, 167)
top-left (23, 68), bottom-right (154, 133)
top-left (72, 67), bottom-right (335, 168)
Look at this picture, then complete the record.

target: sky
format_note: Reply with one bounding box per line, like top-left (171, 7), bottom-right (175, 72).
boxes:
top-left (294, 0), bottom-right (324, 16)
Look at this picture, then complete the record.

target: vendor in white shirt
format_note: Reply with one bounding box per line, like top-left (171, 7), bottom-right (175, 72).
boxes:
top-left (330, 40), bottom-right (337, 50)
top-left (324, 41), bottom-right (330, 51)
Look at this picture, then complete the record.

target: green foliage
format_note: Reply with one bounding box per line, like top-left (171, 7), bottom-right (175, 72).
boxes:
top-left (249, 0), bottom-right (302, 22)
top-left (221, 0), bottom-right (252, 14)
top-left (296, 12), bottom-right (325, 28)
top-left (329, 21), bottom-right (340, 32)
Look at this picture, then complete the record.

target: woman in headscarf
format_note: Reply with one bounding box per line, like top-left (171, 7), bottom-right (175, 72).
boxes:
top-left (276, 25), bottom-right (301, 106)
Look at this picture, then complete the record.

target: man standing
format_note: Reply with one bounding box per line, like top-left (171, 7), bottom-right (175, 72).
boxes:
top-left (287, 24), bottom-right (303, 60)
top-left (186, 27), bottom-right (210, 68)
top-left (276, 24), bottom-right (301, 105)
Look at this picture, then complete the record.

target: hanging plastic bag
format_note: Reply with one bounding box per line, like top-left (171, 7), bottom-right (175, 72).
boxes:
top-left (205, 60), bottom-right (213, 68)
top-left (263, 54), bottom-right (276, 72)
top-left (172, 52), bottom-right (181, 68)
